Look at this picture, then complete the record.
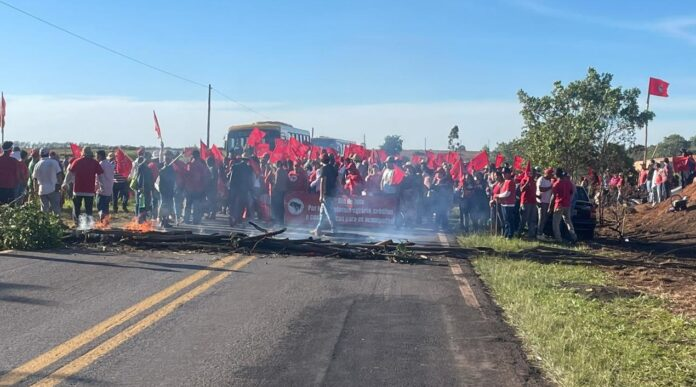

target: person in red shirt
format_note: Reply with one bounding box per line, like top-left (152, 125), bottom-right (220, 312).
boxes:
top-left (551, 168), bottom-right (577, 243)
top-left (519, 169), bottom-right (538, 238)
top-left (183, 150), bottom-right (210, 225)
top-left (491, 167), bottom-right (516, 238)
top-left (63, 146), bottom-right (104, 221)
top-left (0, 141), bottom-right (22, 204)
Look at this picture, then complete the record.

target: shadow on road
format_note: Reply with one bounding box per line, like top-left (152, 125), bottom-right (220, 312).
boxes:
top-left (0, 282), bottom-right (56, 306)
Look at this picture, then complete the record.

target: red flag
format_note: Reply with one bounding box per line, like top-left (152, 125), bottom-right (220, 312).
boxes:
top-left (0, 92), bottom-right (6, 130)
top-left (115, 147), bottom-right (133, 178)
top-left (210, 144), bottom-right (224, 166)
top-left (495, 153), bottom-right (504, 168)
top-left (392, 166), bottom-right (405, 185)
top-left (411, 154), bottom-right (422, 164)
top-left (70, 143), bottom-right (82, 158)
top-left (450, 158), bottom-right (463, 182)
top-left (673, 156), bottom-right (690, 173)
top-left (247, 127), bottom-right (266, 147)
top-left (467, 150), bottom-right (489, 173)
top-left (153, 110), bottom-right (162, 140)
top-left (199, 140), bottom-right (209, 160)
top-left (512, 155), bottom-right (524, 171)
top-left (425, 150), bottom-right (436, 169)
top-left (255, 143), bottom-right (270, 157)
top-left (648, 77), bottom-right (669, 97)
top-left (447, 151), bottom-right (459, 165)
top-left (310, 145), bottom-right (322, 160)
top-left (271, 139), bottom-right (288, 163)
top-left (524, 161), bottom-right (531, 176)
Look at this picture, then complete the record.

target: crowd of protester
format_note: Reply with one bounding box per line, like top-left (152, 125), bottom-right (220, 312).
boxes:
top-left (2, 139), bottom-right (695, 243)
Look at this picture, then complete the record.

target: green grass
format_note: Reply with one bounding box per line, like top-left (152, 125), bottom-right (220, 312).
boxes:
top-left (471, 252), bottom-right (696, 386)
top-left (458, 233), bottom-right (590, 254)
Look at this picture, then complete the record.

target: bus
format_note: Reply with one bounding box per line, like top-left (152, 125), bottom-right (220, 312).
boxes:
top-left (311, 136), bottom-right (355, 156)
top-left (226, 121), bottom-right (311, 154)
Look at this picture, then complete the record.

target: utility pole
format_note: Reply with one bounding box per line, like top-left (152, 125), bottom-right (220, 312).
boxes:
top-left (363, 133), bottom-right (366, 147)
top-left (643, 93), bottom-right (651, 166)
top-left (206, 84), bottom-right (212, 146)
top-left (424, 138), bottom-right (427, 152)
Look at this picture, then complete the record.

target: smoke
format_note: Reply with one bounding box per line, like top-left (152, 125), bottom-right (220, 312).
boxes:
top-left (76, 214), bottom-right (96, 231)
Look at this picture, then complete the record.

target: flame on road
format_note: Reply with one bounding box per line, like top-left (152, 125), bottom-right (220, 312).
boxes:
top-left (124, 218), bottom-right (156, 233)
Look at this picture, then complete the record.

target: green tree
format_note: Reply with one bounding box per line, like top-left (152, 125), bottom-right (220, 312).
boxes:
top-left (380, 135), bottom-right (403, 156)
top-left (656, 134), bottom-right (689, 157)
top-left (690, 135), bottom-right (696, 150)
top-left (517, 68), bottom-right (653, 176)
top-left (447, 125), bottom-right (464, 151)
top-left (493, 139), bottom-right (524, 165)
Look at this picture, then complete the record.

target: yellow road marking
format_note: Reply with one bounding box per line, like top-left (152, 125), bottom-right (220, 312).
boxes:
top-left (33, 255), bottom-right (256, 387)
top-left (0, 254), bottom-right (241, 387)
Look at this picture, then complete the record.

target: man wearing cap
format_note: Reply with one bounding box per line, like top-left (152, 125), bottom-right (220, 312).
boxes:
top-left (0, 141), bottom-right (22, 204)
top-left (63, 146), bottom-right (104, 221)
top-left (312, 154), bottom-right (338, 236)
top-left (33, 148), bottom-right (63, 215)
top-left (536, 167), bottom-right (554, 240)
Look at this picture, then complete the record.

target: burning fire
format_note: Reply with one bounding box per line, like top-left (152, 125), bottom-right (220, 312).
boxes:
top-left (94, 215), bottom-right (112, 230)
top-left (124, 218), bottom-right (156, 233)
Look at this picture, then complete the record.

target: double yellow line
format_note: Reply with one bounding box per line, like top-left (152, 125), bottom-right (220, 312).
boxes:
top-left (0, 254), bottom-right (255, 387)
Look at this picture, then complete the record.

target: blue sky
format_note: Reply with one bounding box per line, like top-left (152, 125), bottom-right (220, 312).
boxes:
top-left (1, 0), bottom-right (695, 149)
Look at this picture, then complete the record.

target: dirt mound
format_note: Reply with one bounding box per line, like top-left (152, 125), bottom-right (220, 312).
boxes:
top-left (621, 183), bottom-right (696, 241)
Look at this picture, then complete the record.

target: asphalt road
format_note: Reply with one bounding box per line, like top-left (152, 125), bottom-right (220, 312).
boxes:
top-left (0, 246), bottom-right (544, 386)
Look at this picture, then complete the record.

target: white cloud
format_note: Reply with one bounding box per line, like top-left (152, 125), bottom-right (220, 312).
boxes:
top-left (509, 0), bottom-right (696, 45)
top-left (3, 95), bottom-right (523, 150)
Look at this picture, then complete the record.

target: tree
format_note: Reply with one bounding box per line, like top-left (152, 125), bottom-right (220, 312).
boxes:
top-left (493, 139), bottom-right (524, 165)
top-left (517, 68), bottom-right (653, 176)
top-left (380, 135), bottom-right (403, 156)
top-left (656, 134), bottom-right (689, 157)
top-left (689, 135), bottom-right (696, 151)
top-left (447, 125), bottom-right (465, 151)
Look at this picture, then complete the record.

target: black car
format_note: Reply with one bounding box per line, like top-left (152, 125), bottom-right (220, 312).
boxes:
top-left (543, 186), bottom-right (596, 240)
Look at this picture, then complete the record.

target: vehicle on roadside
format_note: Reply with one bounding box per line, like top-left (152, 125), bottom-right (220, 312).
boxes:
top-left (310, 136), bottom-right (355, 156)
top-left (542, 186), bottom-right (596, 240)
top-left (225, 121), bottom-right (310, 155)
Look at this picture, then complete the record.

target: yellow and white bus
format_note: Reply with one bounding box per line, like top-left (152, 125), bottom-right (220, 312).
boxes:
top-left (226, 121), bottom-right (311, 154)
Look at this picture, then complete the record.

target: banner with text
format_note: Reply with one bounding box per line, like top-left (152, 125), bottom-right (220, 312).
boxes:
top-left (284, 191), bottom-right (398, 227)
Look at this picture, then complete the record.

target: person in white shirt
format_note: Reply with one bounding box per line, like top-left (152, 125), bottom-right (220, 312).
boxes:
top-left (32, 148), bottom-right (63, 215)
top-left (536, 167), bottom-right (554, 240)
top-left (96, 150), bottom-right (115, 221)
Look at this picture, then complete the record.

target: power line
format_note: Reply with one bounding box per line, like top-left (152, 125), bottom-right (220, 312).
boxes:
top-left (212, 88), bottom-right (271, 120)
top-left (0, 0), bottom-right (269, 119)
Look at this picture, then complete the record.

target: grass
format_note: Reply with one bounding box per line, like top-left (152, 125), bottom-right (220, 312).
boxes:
top-left (463, 235), bottom-right (696, 387)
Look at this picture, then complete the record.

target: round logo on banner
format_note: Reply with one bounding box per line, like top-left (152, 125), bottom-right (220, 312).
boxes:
top-left (287, 198), bottom-right (304, 215)
top-left (288, 174), bottom-right (298, 183)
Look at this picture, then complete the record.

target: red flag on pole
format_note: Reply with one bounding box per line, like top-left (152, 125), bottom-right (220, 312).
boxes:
top-left (411, 154), bottom-right (421, 165)
top-left (247, 127), bottom-right (266, 147)
top-left (425, 150), bottom-right (436, 169)
top-left (255, 143), bottom-right (270, 157)
top-left (115, 147), bottom-right (133, 178)
top-left (467, 150), bottom-right (489, 173)
top-left (210, 144), bottom-right (224, 166)
top-left (450, 157), bottom-right (463, 182)
top-left (153, 110), bottom-right (162, 140)
top-left (512, 155), bottom-right (524, 171)
top-left (447, 151), bottom-right (459, 165)
top-left (199, 140), bottom-right (209, 160)
top-left (648, 77), bottom-right (669, 97)
top-left (495, 153), bottom-right (504, 168)
top-left (524, 160), bottom-right (531, 176)
top-left (70, 143), bottom-right (82, 159)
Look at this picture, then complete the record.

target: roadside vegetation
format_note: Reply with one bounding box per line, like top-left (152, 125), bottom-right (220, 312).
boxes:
top-left (0, 202), bottom-right (64, 250)
top-left (460, 234), bottom-right (696, 386)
